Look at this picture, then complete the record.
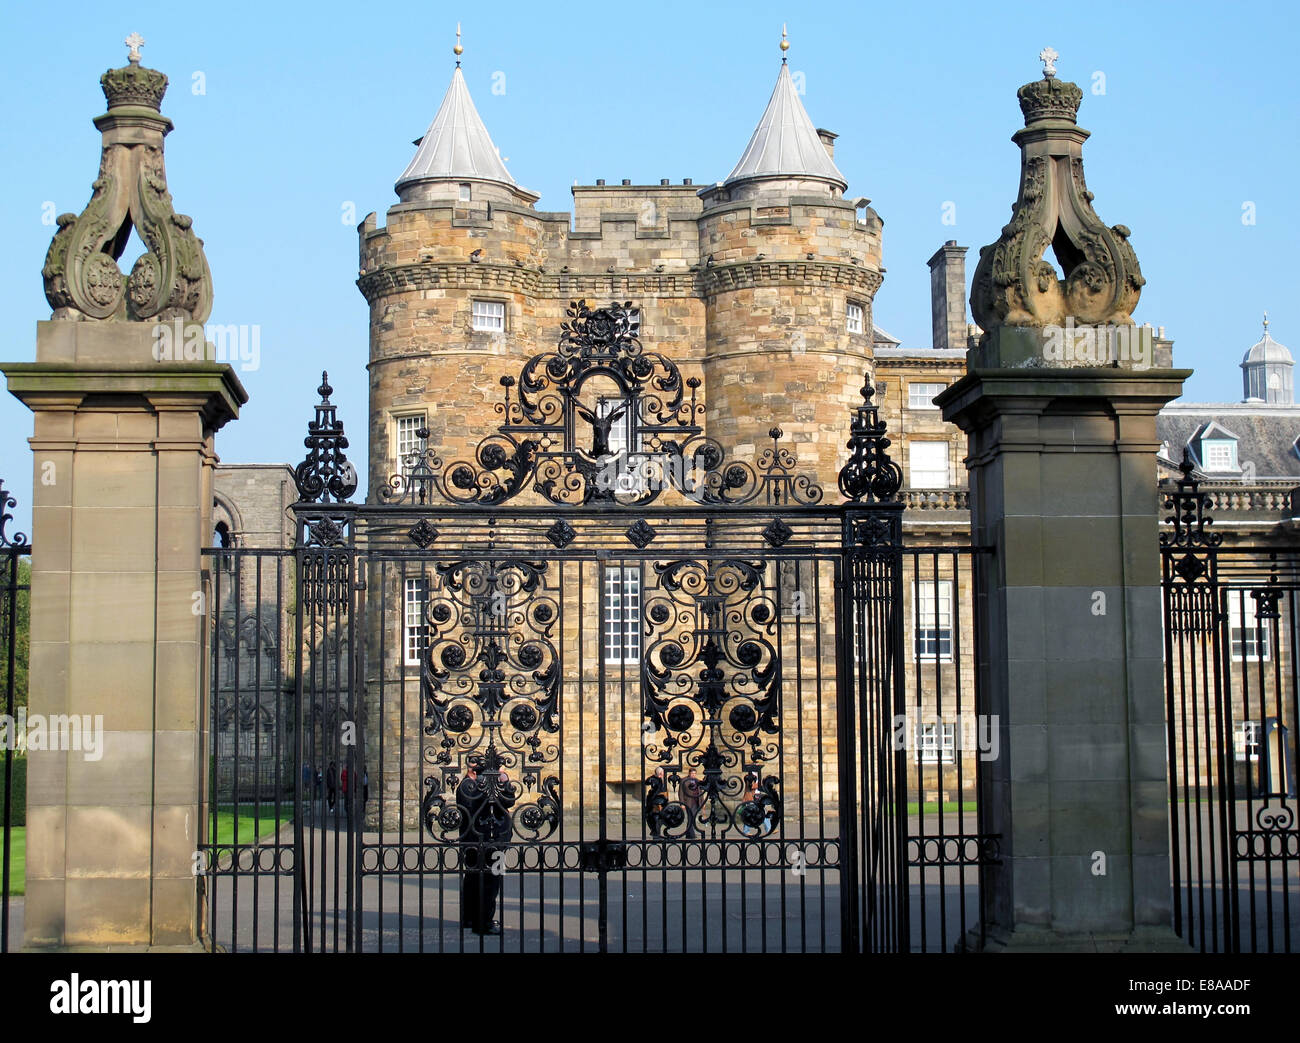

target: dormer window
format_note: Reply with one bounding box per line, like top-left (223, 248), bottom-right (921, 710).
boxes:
top-left (1201, 439), bottom-right (1237, 471)
top-left (1193, 421), bottom-right (1241, 473)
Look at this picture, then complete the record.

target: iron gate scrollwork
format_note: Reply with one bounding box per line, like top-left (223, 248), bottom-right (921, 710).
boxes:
top-left (641, 557), bottom-right (784, 840)
top-left (419, 558), bottom-right (562, 845)
top-left (197, 299), bottom-right (993, 953)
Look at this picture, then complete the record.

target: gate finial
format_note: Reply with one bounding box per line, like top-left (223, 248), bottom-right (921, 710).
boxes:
top-left (1160, 447), bottom-right (1220, 548)
top-left (293, 371), bottom-right (358, 503)
top-left (838, 380), bottom-right (902, 503)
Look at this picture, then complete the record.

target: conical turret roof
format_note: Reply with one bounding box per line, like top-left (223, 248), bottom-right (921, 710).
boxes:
top-left (724, 63), bottom-right (846, 188)
top-left (396, 66), bottom-right (516, 192)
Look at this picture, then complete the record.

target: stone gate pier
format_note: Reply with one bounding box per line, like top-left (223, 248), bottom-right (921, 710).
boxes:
top-left (2, 42), bottom-right (244, 948)
top-left (939, 58), bottom-right (1190, 951)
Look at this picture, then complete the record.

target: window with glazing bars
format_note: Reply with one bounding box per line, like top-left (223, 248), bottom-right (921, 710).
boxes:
top-left (916, 721), bottom-right (956, 764)
top-left (471, 299), bottom-right (506, 331)
top-left (404, 577), bottom-right (428, 666)
top-left (395, 414), bottom-right (426, 474)
top-left (1227, 593), bottom-right (1270, 661)
top-left (603, 566), bottom-right (641, 664)
top-left (914, 579), bottom-right (953, 662)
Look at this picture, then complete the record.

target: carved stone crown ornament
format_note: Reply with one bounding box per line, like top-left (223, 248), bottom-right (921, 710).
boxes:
top-left (42, 36), bottom-right (213, 323)
top-left (970, 54), bottom-right (1144, 336)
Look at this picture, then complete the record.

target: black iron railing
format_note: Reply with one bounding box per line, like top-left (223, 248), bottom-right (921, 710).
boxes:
top-left (0, 479), bottom-right (30, 954)
top-left (1162, 453), bottom-right (1300, 953)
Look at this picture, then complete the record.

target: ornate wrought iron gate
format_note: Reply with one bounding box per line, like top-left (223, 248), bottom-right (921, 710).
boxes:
top-left (1162, 457), bottom-right (1300, 953)
top-left (199, 301), bottom-right (993, 952)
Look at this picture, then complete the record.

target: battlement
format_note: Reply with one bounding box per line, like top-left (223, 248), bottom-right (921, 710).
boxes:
top-left (358, 183), bottom-right (883, 291)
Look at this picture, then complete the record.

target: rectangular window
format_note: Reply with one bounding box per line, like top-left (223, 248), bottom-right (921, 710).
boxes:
top-left (908, 382), bottom-right (947, 409)
top-left (458, 183), bottom-right (471, 202)
top-left (914, 580), bottom-right (953, 662)
top-left (909, 440), bottom-right (949, 489)
top-left (1234, 720), bottom-right (1261, 763)
top-left (846, 301), bottom-right (864, 334)
top-left (404, 577), bottom-right (428, 666)
top-left (395, 414), bottom-right (426, 469)
top-left (471, 299), bottom-right (506, 332)
top-left (603, 566), bottom-right (641, 664)
top-left (1227, 594), bottom-right (1270, 662)
top-left (916, 722), bottom-right (956, 765)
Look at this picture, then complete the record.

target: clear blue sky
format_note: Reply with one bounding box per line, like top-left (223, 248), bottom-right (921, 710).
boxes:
top-left (1, 0), bottom-right (1297, 530)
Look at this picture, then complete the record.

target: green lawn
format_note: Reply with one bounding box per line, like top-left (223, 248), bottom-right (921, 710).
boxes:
top-left (1, 827), bottom-right (24, 896)
top-left (906, 801), bottom-right (979, 815)
top-left (209, 805), bottom-right (294, 846)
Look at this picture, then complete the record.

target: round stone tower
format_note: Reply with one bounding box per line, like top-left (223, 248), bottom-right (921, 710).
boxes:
top-left (695, 38), bottom-right (883, 480)
top-left (357, 43), bottom-right (544, 499)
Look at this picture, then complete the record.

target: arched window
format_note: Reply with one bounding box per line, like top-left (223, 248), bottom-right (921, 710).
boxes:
top-left (214, 521), bottom-right (234, 571)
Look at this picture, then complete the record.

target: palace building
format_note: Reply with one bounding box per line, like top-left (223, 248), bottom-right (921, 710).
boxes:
top-left (213, 40), bottom-right (1296, 812)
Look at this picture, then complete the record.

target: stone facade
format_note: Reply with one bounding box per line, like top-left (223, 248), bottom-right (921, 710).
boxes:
top-left (210, 465), bottom-right (296, 798)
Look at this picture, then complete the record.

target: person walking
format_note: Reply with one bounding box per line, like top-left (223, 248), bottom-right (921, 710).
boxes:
top-left (741, 773), bottom-right (760, 837)
top-left (644, 767), bottom-right (668, 838)
top-left (680, 767), bottom-right (702, 840)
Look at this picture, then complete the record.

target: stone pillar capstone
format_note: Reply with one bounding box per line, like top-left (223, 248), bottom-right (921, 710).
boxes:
top-left (2, 39), bottom-right (244, 949)
top-left (938, 55), bottom-right (1191, 950)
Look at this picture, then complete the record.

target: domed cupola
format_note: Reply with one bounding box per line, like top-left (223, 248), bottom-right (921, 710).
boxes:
top-left (1241, 313), bottom-right (1293, 403)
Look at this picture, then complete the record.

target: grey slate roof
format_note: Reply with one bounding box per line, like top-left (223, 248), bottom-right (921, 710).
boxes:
top-left (1157, 404), bottom-right (1300, 478)
top-left (396, 67), bottom-right (516, 191)
top-left (724, 63), bottom-right (846, 188)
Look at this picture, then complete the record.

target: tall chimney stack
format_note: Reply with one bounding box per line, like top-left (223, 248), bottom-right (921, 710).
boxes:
top-left (927, 240), bottom-right (968, 351)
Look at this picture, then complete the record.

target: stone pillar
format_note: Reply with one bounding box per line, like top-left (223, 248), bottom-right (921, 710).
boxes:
top-left (1, 43), bottom-right (244, 949)
top-left (939, 63), bottom-right (1190, 950)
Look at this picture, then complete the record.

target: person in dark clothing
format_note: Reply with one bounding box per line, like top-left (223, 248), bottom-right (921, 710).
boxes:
top-left (362, 767), bottom-right (369, 805)
top-left (457, 759), bottom-right (516, 936)
top-left (680, 767), bottom-right (702, 839)
top-left (644, 767), bottom-right (668, 837)
top-left (326, 760), bottom-right (337, 813)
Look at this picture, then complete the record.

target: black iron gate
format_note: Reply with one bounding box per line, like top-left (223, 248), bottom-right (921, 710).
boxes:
top-left (1162, 455), bottom-right (1300, 953)
top-left (199, 301), bottom-right (994, 952)
top-left (0, 481), bottom-right (28, 954)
